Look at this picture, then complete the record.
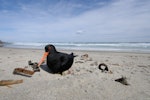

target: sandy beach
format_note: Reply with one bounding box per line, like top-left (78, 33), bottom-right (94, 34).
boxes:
top-left (0, 47), bottom-right (150, 100)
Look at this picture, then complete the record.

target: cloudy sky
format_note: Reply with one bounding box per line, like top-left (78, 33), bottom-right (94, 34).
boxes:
top-left (0, 0), bottom-right (150, 42)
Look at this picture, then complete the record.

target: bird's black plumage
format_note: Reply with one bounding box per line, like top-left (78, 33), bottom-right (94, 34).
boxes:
top-left (45, 44), bottom-right (75, 74)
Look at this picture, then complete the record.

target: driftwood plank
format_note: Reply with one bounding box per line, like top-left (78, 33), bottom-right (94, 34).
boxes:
top-left (13, 68), bottom-right (34, 77)
top-left (0, 79), bottom-right (23, 86)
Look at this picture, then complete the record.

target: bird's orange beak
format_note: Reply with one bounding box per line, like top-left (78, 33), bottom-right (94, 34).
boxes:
top-left (38, 52), bottom-right (49, 67)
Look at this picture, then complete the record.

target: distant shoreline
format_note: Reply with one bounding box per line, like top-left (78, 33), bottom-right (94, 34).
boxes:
top-left (2, 46), bottom-right (150, 54)
top-left (1, 41), bottom-right (150, 53)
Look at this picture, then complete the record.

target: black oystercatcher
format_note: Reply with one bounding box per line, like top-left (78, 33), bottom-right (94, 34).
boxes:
top-left (38, 44), bottom-right (75, 74)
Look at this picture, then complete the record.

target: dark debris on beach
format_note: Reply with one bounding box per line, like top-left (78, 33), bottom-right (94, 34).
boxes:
top-left (0, 40), bottom-right (4, 47)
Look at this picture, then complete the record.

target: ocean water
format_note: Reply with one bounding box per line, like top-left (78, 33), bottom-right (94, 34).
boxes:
top-left (4, 42), bottom-right (150, 53)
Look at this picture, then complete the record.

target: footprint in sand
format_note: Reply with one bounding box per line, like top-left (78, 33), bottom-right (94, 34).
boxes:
top-left (75, 61), bottom-right (84, 63)
top-left (76, 69), bottom-right (80, 72)
top-left (105, 59), bottom-right (109, 62)
top-left (138, 65), bottom-right (147, 68)
top-left (111, 63), bottom-right (120, 66)
top-left (86, 69), bottom-right (93, 73)
top-left (90, 61), bottom-right (98, 66)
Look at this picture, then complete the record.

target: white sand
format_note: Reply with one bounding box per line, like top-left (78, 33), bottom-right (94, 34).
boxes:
top-left (0, 47), bottom-right (150, 100)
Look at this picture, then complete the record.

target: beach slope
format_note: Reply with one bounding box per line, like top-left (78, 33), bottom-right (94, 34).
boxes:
top-left (0, 47), bottom-right (150, 100)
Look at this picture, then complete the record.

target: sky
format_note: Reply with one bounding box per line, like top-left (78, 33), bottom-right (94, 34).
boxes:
top-left (0, 0), bottom-right (150, 42)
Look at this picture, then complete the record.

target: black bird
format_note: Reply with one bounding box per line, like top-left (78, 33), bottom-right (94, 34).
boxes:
top-left (39, 44), bottom-right (76, 74)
